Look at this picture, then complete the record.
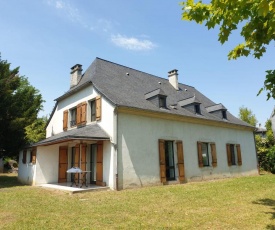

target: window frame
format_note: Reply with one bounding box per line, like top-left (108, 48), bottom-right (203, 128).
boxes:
top-left (201, 142), bottom-right (210, 167)
top-left (222, 110), bottom-right (227, 119)
top-left (197, 142), bottom-right (217, 168)
top-left (194, 104), bottom-right (201, 114)
top-left (226, 143), bottom-right (242, 166)
top-left (159, 96), bottom-right (167, 108)
top-left (70, 107), bottom-right (77, 127)
top-left (90, 99), bottom-right (96, 122)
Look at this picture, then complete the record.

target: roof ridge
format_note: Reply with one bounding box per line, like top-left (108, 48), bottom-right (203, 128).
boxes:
top-left (95, 57), bottom-right (194, 88)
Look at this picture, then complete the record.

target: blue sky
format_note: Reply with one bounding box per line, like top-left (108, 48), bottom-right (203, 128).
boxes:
top-left (1, 0), bottom-right (274, 126)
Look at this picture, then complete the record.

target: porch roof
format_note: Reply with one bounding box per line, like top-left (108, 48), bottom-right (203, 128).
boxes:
top-left (33, 124), bottom-right (110, 146)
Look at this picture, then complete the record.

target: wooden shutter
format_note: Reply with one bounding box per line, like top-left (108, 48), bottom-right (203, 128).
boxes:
top-left (58, 146), bottom-right (68, 183)
top-left (158, 139), bottom-right (166, 183)
top-left (63, 110), bottom-right (68, 131)
top-left (81, 102), bottom-right (87, 124)
top-left (96, 96), bottom-right (102, 121)
top-left (96, 141), bottom-right (104, 185)
top-left (197, 142), bottom-right (203, 168)
top-left (76, 103), bottom-right (82, 125)
top-left (81, 144), bottom-right (87, 171)
top-left (176, 140), bottom-right (185, 183)
top-left (31, 148), bottom-right (37, 164)
top-left (22, 150), bottom-right (27, 164)
top-left (226, 144), bottom-right (232, 166)
top-left (75, 144), bottom-right (80, 167)
top-left (210, 143), bottom-right (217, 167)
top-left (236, 144), bottom-right (242, 166)
top-left (74, 144), bottom-right (80, 181)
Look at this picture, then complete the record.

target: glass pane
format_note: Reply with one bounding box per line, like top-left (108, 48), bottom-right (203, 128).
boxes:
top-left (202, 143), bottom-right (209, 166)
top-left (90, 144), bottom-right (97, 183)
top-left (91, 101), bottom-right (96, 121)
top-left (230, 144), bottom-right (236, 165)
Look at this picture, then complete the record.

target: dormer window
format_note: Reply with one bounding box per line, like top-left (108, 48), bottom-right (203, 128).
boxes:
top-left (145, 88), bottom-right (167, 109)
top-left (206, 104), bottom-right (227, 120)
top-left (159, 96), bottom-right (167, 108)
top-left (195, 104), bottom-right (201, 114)
top-left (222, 110), bottom-right (227, 119)
top-left (178, 96), bottom-right (202, 115)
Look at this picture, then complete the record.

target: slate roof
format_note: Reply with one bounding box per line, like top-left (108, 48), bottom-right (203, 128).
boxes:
top-left (34, 124), bottom-right (109, 146)
top-left (55, 57), bottom-right (252, 128)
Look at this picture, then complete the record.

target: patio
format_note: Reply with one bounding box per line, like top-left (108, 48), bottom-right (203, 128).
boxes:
top-left (39, 182), bottom-right (109, 194)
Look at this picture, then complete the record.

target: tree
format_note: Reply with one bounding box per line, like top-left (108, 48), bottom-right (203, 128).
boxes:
top-left (181, 0), bottom-right (275, 99)
top-left (25, 116), bottom-right (47, 144)
top-left (0, 55), bottom-right (44, 158)
top-left (256, 119), bottom-right (275, 172)
top-left (238, 106), bottom-right (258, 126)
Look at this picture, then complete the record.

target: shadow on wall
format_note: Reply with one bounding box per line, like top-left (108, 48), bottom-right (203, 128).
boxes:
top-left (0, 174), bottom-right (24, 188)
top-left (252, 198), bottom-right (275, 229)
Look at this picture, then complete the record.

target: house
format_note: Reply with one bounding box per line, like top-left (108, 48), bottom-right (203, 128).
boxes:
top-left (255, 124), bottom-right (267, 138)
top-left (18, 58), bottom-right (259, 190)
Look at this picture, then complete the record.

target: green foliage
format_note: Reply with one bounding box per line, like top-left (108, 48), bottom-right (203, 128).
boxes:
top-left (0, 55), bottom-right (44, 157)
top-left (266, 145), bottom-right (275, 173)
top-left (255, 119), bottom-right (275, 172)
top-left (181, 0), bottom-right (275, 100)
top-left (25, 116), bottom-right (47, 144)
top-left (238, 106), bottom-right (258, 126)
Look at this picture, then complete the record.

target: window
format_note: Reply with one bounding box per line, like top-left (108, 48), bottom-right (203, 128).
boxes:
top-left (159, 139), bottom-right (185, 183)
top-left (201, 143), bottom-right (210, 166)
top-left (230, 144), bottom-right (236, 165)
top-left (222, 110), bottom-right (227, 119)
top-left (22, 150), bottom-right (27, 164)
top-left (159, 96), bottom-right (166, 108)
top-left (195, 104), bottom-right (201, 114)
top-left (70, 108), bottom-right (77, 127)
top-left (29, 148), bottom-right (36, 164)
top-left (226, 144), bottom-right (242, 166)
top-left (197, 142), bottom-right (217, 167)
top-left (90, 100), bottom-right (96, 121)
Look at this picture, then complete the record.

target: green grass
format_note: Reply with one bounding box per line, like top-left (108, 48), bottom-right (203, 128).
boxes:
top-left (1, 173), bottom-right (275, 229)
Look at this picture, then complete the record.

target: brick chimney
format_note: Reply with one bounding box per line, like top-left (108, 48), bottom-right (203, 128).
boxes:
top-left (70, 64), bottom-right (82, 88)
top-left (168, 69), bottom-right (179, 90)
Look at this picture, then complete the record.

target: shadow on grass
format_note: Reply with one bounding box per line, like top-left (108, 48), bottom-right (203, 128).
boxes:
top-left (0, 174), bottom-right (23, 188)
top-left (253, 198), bottom-right (275, 229)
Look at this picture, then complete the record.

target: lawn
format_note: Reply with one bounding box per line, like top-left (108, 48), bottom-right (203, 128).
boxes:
top-left (1, 174), bottom-right (275, 229)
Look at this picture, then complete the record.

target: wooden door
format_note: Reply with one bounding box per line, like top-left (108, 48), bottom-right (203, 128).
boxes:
top-left (58, 146), bottom-right (68, 183)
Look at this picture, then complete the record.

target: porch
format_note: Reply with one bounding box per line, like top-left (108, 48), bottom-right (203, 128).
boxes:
top-left (39, 182), bottom-right (109, 194)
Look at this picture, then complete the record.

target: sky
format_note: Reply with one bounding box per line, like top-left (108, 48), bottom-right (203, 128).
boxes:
top-left (0, 0), bottom-right (274, 127)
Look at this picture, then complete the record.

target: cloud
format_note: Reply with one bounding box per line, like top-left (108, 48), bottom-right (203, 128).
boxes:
top-left (46, 0), bottom-right (83, 25)
top-left (111, 34), bottom-right (157, 51)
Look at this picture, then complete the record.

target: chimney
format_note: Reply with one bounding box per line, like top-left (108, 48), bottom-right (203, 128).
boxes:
top-left (168, 69), bottom-right (179, 90)
top-left (70, 64), bottom-right (82, 88)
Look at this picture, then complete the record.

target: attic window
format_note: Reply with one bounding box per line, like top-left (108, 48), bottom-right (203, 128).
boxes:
top-left (159, 96), bottom-right (166, 108)
top-left (145, 88), bottom-right (167, 109)
top-left (195, 104), bottom-right (201, 114)
top-left (222, 110), bottom-right (227, 119)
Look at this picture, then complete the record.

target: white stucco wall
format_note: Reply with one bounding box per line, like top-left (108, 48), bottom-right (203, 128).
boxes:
top-left (18, 149), bottom-right (36, 185)
top-left (46, 85), bottom-right (115, 139)
top-left (20, 142), bottom-right (115, 189)
top-left (117, 112), bottom-right (258, 190)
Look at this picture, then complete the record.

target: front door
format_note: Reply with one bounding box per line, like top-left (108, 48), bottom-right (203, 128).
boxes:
top-left (165, 141), bottom-right (175, 181)
top-left (58, 146), bottom-right (68, 183)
